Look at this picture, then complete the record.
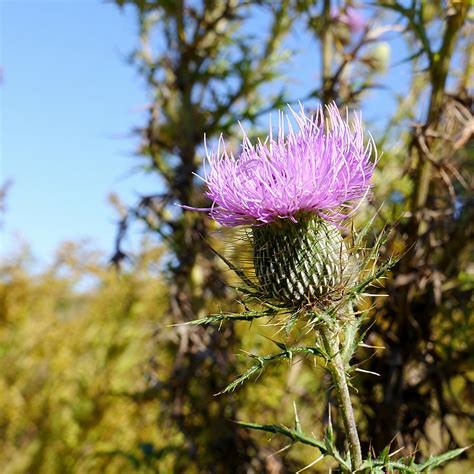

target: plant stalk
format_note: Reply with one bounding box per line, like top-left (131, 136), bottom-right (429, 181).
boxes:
top-left (320, 324), bottom-right (362, 471)
top-left (321, 0), bottom-right (333, 105)
top-left (412, 0), bottom-right (468, 213)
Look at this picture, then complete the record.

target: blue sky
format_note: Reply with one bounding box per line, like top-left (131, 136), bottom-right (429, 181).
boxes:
top-left (1, 0), bottom-right (157, 264)
top-left (1, 1), bottom-right (411, 266)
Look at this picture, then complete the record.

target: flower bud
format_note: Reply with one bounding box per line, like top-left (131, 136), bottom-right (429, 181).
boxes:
top-left (367, 43), bottom-right (391, 73)
top-left (252, 215), bottom-right (350, 307)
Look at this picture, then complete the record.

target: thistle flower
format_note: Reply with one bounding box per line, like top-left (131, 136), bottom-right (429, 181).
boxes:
top-left (197, 103), bottom-right (375, 227)
top-left (332, 6), bottom-right (366, 34)
top-left (192, 103), bottom-right (376, 307)
top-left (184, 104), bottom-right (465, 474)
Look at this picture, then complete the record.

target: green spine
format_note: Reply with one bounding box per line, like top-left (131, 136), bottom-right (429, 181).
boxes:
top-left (251, 216), bottom-right (348, 306)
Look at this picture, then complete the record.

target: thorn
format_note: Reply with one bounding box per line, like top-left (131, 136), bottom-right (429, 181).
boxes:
top-left (268, 443), bottom-right (292, 458)
top-left (358, 343), bottom-right (386, 349)
top-left (296, 454), bottom-right (325, 473)
top-left (293, 401), bottom-right (302, 433)
top-left (388, 433), bottom-right (398, 448)
top-left (355, 368), bottom-right (381, 376)
top-left (389, 446), bottom-right (405, 458)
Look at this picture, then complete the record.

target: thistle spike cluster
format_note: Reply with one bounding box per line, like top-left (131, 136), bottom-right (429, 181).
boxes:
top-left (251, 216), bottom-right (350, 306)
top-left (196, 103), bottom-right (376, 227)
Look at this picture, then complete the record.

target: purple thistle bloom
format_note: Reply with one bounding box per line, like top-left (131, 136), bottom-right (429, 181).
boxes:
top-left (194, 103), bottom-right (376, 227)
top-left (332, 6), bottom-right (366, 34)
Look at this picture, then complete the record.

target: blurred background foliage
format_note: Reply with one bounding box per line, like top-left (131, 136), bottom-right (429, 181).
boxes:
top-left (1, 0), bottom-right (472, 472)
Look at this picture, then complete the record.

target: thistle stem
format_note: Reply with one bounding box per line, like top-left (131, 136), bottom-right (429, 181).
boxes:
top-left (319, 324), bottom-right (362, 471)
top-left (321, 0), bottom-right (333, 105)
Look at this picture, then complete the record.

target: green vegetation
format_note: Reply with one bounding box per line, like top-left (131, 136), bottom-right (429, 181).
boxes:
top-left (1, 0), bottom-right (472, 472)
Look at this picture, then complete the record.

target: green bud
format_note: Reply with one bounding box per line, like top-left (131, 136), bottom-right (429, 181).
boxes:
top-left (367, 42), bottom-right (391, 73)
top-left (251, 216), bottom-right (351, 307)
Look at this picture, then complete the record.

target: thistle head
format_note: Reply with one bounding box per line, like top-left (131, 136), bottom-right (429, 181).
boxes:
top-left (198, 103), bottom-right (375, 227)
top-left (193, 103), bottom-right (376, 309)
top-left (332, 6), bottom-right (366, 34)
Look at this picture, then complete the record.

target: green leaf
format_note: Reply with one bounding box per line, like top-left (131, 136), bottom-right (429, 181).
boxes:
top-left (418, 447), bottom-right (470, 471)
top-left (218, 358), bottom-right (265, 394)
top-left (234, 420), bottom-right (328, 454)
top-left (218, 346), bottom-right (323, 394)
top-left (283, 312), bottom-right (299, 335)
top-left (177, 308), bottom-right (276, 326)
top-left (379, 445), bottom-right (390, 463)
top-left (349, 254), bottom-right (401, 297)
top-left (324, 405), bottom-right (334, 452)
top-left (341, 316), bottom-right (361, 367)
